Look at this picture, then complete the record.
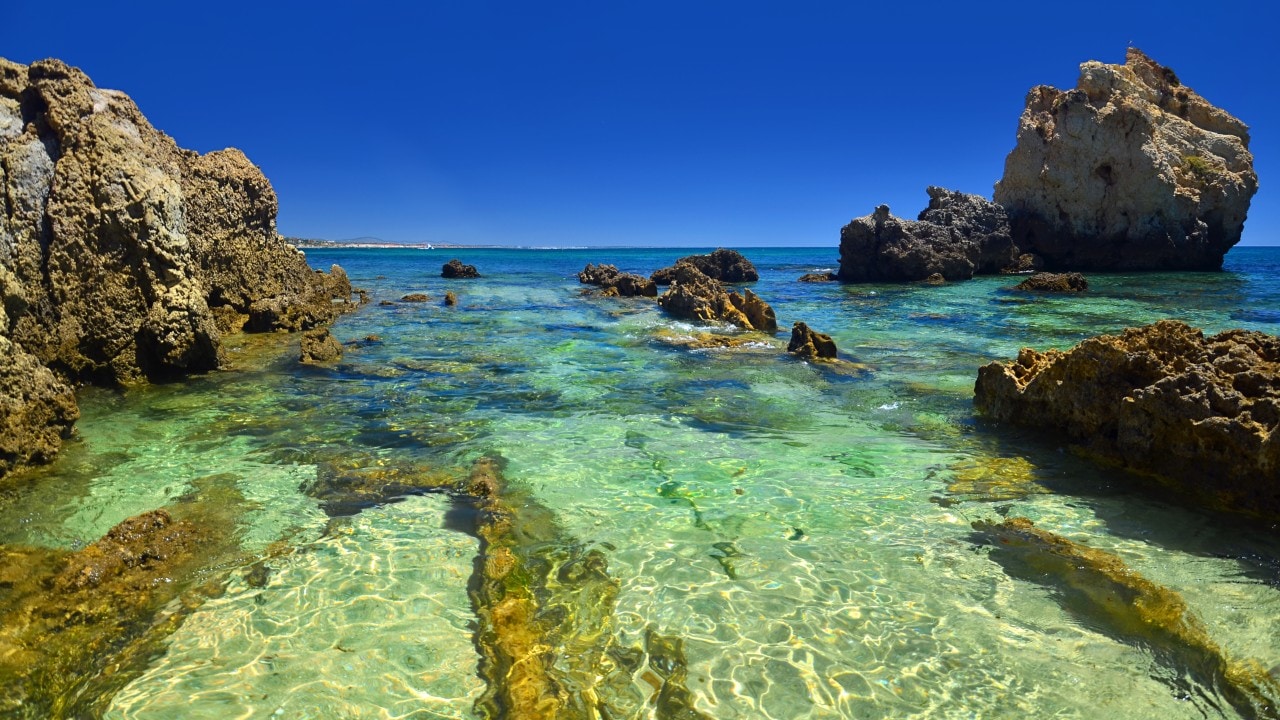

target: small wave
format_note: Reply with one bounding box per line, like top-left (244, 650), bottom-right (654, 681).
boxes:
top-left (877, 402), bottom-right (900, 411)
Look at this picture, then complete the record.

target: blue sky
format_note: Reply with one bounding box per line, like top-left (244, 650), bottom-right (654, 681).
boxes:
top-left (5, 1), bottom-right (1277, 247)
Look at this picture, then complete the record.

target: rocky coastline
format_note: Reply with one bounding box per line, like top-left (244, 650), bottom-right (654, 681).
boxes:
top-left (0, 57), bottom-right (353, 479)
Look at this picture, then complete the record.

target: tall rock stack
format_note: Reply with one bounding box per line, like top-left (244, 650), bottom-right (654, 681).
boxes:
top-left (0, 57), bottom-right (353, 478)
top-left (995, 48), bottom-right (1257, 270)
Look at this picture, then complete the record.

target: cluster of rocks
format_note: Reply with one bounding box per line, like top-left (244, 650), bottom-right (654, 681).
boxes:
top-left (655, 263), bottom-right (777, 333)
top-left (974, 320), bottom-right (1279, 521)
top-left (577, 263), bottom-right (657, 297)
top-left (838, 49), bottom-right (1257, 283)
top-left (0, 58), bottom-right (354, 477)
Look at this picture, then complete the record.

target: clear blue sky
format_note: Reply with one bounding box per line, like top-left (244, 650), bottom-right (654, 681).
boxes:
top-left (5, 1), bottom-right (1277, 247)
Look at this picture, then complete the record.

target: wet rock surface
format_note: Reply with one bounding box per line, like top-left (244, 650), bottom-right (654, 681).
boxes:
top-left (577, 263), bottom-right (658, 297)
top-left (837, 187), bottom-right (1016, 282)
top-left (995, 49), bottom-right (1257, 270)
top-left (797, 272), bottom-right (837, 282)
top-left (299, 328), bottom-right (343, 364)
top-left (974, 320), bottom-right (1280, 520)
top-left (651, 248), bottom-right (759, 284)
top-left (0, 57), bottom-right (353, 478)
top-left (442, 258), bottom-right (480, 278)
top-left (1012, 272), bottom-right (1089, 292)
top-left (656, 264), bottom-right (777, 333)
top-left (787, 321), bottom-right (837, 360)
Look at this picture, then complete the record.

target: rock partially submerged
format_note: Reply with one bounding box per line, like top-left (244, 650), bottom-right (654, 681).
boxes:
top-left (1012, 272), bottom-right (1089, 292)
top-left (787, 322), bottom-right (837, 360)
top-left (973, 517), bottom-right (1280, 718)
top-left (577, 263), bottom-right (658, 297)
top-left (798, 272), bottom-right (837, 282)
top-left (974, 320), bottom-right (1280, 520)
top-left (0, 57), bottom-right (354, 478)
top-left (651, 248), bottom-right (759, 284)
top-left (300, 327), bottom-right (343, 364)
top-left (837, 187), bottom-right (1017, 282)
top-left (442, 258), bottom-right (480, 278)
top-left (656, 264), bottom-right (777, 333)
top-left (995, 48), bottom-right (1257, 270)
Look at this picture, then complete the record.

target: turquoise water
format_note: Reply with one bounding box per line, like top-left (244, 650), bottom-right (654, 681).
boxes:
top-left (4, 246), bottom-right (1280, 718)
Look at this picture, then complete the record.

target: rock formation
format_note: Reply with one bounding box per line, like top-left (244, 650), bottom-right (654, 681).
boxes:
top-left (974, 320), bottom-right (1280, 520)
top-left (837, 187), bottom-right (1017, 282)
top-left (300, 327), bottom-right (343, 364)
top-left (442, 258), bottom-right (480, 278)
top-left (994, 48), bottom-right (1257, 270)
top-left (798, 272), bottom-right (837, 282)
top-left (651, 248), bottom-right (759, 284)
top-left (657, 264), bottom-right (777, 332)
top-left (1012, 272), bottom-right (1089, 292)
top-left (577, 263), bottom-right (658, 297)
top-left (787, 322), bottom-right (837, 360)
top-left (0, 57), bottom-right (353, 478)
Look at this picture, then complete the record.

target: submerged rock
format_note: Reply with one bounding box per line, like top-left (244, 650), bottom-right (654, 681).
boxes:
top-left (972, 517), bottom-right (1280, 718)
top-left (657, 264), bottom-right (777, 333)
top-left (400, 293), bottom-right (431, 302)
top-left (577, 263), bottom-right (658, 297)
top-left (0, 57), bottom-right (353, 478)
top-left (787, 322), bottom-right (837, 360)
top-left (444, 290), bottom-right (458, 306)
top-left (837, 187), bottom-right (1016, 282)
top-left (798, 272), bottom-right (837, 282)
top-left (442, 258), bottom-right (480, 278)
top-left (651, 248), bottom-right (759, 284)
top-left (995, 49), bottom-right (1257, 270)
top-left (974, 320), bottom-right (1280, 520)
top-left (299, 327), bottom-right (343, 364)
top-left (1012, 272), bottom-right (1089, 292)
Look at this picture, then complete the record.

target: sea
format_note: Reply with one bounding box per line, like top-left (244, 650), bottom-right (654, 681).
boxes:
top-left (4, 246), bottom-right (1279, 719)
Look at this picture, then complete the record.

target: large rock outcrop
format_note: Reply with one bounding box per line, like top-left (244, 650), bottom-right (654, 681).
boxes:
top-left (651, 248), bottom-right (759, 285)
top-left (974, 321), bottom-right (1279, 520)
top-left (0, 57), bottom-right (352, 478)
top-left (657, 264), bottom-right (777, 332)
top-left (837, 187), bottom-right (1017, 282)
top-left (994, 49), bottom-right (1257, 270)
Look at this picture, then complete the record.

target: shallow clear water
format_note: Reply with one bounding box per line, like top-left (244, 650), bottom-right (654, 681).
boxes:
top-left (5, 246), bottom-right (1280, 718)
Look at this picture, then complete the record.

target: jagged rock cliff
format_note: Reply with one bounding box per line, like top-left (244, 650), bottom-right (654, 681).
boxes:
top-left (0, 57), bottom-right (352, 478)
top-left (994, 48), bottom-right (1257, 270)
top-left (974, 321), bottom-right (1279, 521)
top-left (837, 187), bottom-right (1016, 282)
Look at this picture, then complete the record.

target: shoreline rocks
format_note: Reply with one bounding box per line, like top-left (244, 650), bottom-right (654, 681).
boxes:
top-left (577, 263), bottom-right (658, 297)
top-left (656, 264), bottom-right (777, 332)
top-left (0, 57), bottom-right (353, 478)
top-left (995, 48), bottom-right (1257, 271)
top-left (974, 320), bottom-right (1280, 521)
top-left (442, 259), bottom-right (480, 278)
top-left (652, 248), bottom-right (759, 284)
top-left (837, 187), bottom-right (1016, 283)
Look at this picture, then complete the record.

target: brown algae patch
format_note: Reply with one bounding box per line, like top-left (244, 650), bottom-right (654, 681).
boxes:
top-left (0, 506), bottom-right (242, 717)
top-left (946, 456), bottom-right (1047, 502)
top-left (973, 517), bottom-right (1280, 719)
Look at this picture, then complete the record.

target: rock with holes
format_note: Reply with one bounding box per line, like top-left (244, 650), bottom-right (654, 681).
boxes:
top-left (994, 48), bottom-right (1257, 270)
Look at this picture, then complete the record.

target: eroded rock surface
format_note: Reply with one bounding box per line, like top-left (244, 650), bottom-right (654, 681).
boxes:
top-left (994, 48), bottom-right (1257, 270)
top-left (837, 187), bottom-right (1016, 282)
top-left (651, 248), bottom-right (759, 284)
top-left (442, 258), bottom-right (480, 278)
top-left (974, 320), bottom-right (1280, 520)
top-left (0, 57), bottom-right (352, 478)
top-left (1013, 272), bottom-right (1089, 292)
top-left (787, 322), bottom-right (837, 360)
top-left (657, 264), bottom-right (777, 332)
top-left (577, 263), bottom-right (658, 297)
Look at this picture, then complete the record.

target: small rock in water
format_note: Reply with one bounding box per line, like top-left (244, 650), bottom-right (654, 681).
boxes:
top-left (442, 259), bottom-right (480, 278)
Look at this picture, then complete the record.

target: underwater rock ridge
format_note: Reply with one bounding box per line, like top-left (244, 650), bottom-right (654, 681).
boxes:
top-left (0, 56), bottom-right (355, 479)
top-left (973, 320), bottom-right (1280, 521)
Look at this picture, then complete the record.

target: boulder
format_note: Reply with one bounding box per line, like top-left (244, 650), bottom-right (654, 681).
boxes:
top-left (656, 264), bottom-right (777, 333)
top-left (798, 272), bottom-right (837, 283)
top-left (994, 49), bottom-right (1257, 270)
top-left (300, 327), bottom-right (343, 364)
top-left (974, 320), bottom-right (1280, 520)
top-left (400, 293), bottom-right (431, 302)
top-left (442, 258), bottom-right (480, 278)
top-left (787, 322), bottom-right (837, 360)
top-left (651, 248), bottom-right (759, 284)
top-left (0, 57), bottom-right (353, 478)
top-left (837, 187), bottom-right (1016, 282)
top-left (1013, 272), bottom-right (1089, 292)
top-left (577, 263), bottom-right (657, 297)
top-left (444, 290), bottom-right (458, 306)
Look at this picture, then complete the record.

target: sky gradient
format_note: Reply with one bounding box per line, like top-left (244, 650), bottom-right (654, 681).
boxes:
top-left (5, 1), bottom-right (1277, 247)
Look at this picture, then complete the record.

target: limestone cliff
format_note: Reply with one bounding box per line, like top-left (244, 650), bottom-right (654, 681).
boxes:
top-left (0, 57), bottom-right (353, 478)
top-left (994, 48), bottom-right (1257, 270)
